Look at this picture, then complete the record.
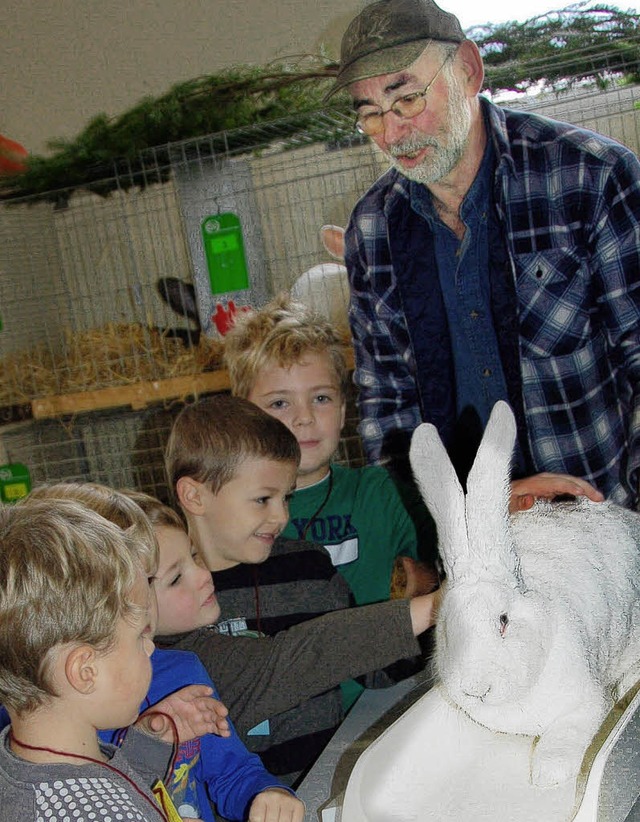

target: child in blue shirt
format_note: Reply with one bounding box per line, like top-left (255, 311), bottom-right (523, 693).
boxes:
top-left (20, 482), bottom-right (304, 822)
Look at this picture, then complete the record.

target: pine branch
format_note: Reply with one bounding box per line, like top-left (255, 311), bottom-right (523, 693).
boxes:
top-left (0, 60), bottom-right (342, 203)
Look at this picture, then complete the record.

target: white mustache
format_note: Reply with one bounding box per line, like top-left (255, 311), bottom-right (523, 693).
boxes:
top-left (389, 136), bottom-right (439, 157)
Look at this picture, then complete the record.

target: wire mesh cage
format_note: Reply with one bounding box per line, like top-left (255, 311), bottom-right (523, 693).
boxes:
top-left (1, 80), bottom-right (640, 497)
top-left (0, 109), bottom-right (379, 495)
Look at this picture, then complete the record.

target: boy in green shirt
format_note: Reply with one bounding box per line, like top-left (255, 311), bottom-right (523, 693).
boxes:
top-left (222, 295), bottom-right (441, 712)
top-left (223, 293), bottom-right (440, 610)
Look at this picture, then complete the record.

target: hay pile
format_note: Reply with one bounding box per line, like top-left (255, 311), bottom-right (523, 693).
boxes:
top-left (0, 323), bottom-right (224, 406)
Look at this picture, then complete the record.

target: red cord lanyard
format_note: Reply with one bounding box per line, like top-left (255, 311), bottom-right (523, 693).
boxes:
top-left (9, 729), bottom-right (169, 821)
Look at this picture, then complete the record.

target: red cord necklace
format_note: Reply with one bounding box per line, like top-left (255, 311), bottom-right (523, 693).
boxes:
top-left (301, 467), bottom-right (334, 540)
top-left (9, 728), bottom-right (169, 821)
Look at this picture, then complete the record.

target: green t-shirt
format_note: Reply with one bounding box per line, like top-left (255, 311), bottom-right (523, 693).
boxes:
top-left (282, 463), bottom-right (437, 710)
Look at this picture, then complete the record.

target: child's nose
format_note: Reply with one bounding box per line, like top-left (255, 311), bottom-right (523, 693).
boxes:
top-left (197, 566), bottom-right (212, 587)
top-left (271, 499), bottom-right (290, 527)
top-left (293, 402), bottom-right (314, 426)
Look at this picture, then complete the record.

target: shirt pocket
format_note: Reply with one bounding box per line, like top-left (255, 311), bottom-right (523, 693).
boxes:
top-left (515, 248), bottom-right (592, 358)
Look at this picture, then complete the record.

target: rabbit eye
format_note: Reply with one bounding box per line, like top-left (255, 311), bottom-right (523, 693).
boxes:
top-left (499, 613), bottom-right (509, 636)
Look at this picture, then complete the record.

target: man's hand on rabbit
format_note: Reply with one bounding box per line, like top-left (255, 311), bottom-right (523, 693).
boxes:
top-left (136, 685), bottom-right (230, 744)
top-left (509, 472), bottom-right (604, 513)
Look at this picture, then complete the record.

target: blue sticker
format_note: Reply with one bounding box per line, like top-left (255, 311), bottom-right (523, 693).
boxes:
top-left (247, 719), bottom-right (270, 736)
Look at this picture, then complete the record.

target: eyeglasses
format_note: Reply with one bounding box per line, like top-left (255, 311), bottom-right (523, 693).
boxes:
top-left (354, 53), bottom-right (453, 137)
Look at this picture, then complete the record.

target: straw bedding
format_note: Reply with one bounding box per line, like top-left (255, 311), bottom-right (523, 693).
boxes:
top-left (0, 323), bottom-right (224, 406)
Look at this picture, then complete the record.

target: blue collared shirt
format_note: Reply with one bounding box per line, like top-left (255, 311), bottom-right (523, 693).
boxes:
top-left (423, 137), bottom-right (510, 429)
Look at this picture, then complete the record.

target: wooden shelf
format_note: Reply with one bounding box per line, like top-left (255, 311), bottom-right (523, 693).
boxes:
top-left (30, 370), bottom-right (233, 420)
top-left (1, 346), bottom-right (355, 424)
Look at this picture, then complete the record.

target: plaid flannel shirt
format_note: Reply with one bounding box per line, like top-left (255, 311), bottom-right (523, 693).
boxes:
top-left (345, 97), bottom-right (640, 507)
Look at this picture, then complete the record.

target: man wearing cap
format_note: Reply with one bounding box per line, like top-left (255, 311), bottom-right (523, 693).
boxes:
top-left (328, 0), bottom-right (640, 507)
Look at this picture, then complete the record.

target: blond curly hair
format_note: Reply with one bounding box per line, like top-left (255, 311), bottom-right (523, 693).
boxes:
top-left (223, 293), bottom-right (349, 399)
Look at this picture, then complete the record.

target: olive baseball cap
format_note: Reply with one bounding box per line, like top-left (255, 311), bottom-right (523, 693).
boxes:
top-left (326, 0), bottom-right (465, 98)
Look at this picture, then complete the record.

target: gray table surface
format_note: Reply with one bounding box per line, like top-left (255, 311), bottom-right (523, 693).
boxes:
top-left (296, 671), bottom-right (433, 822)
top-left (296, 671), bottom-right (640, 822)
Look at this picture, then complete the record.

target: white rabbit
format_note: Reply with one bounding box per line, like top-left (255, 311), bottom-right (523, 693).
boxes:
top-left (290, 225), bottom-right (350, 332)
top-left (409, 400), bottom-right (640, 788)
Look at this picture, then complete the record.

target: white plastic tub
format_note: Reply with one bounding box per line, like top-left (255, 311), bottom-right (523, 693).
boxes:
top-left (341, 682), bottom-right (640, 821)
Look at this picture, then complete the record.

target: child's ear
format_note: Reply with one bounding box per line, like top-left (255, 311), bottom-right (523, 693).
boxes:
top-left (65, 645), bottom-right (99, 695)
top-left (176, 476), bottom-right (205, 515)
top-left (340, 398), bottom-right (346, 431)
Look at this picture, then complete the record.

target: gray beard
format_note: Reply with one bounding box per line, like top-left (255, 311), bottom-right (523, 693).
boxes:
top-left (388, 77), bottom-right (472, 185)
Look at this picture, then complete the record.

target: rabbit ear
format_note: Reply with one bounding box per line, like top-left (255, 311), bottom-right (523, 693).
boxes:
top-left (320, 225), bottom-right (345, 261)
top-left (409, 422), bottom-right (468, 581)
top-left (466, 401), bottom-right (515, 526)
top-left (465, 401), bottom-right (523, 582)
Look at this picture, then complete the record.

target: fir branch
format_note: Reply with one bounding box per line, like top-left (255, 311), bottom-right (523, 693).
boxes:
top-left (1, 60), bottom-right (342, 203)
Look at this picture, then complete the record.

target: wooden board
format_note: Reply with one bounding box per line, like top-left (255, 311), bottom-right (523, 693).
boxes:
top-left (31, 370), bottom-right (232, 419)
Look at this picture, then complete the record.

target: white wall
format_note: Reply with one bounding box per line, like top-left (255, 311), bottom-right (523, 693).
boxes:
top-left (1, 0), bottom-right (364, 156)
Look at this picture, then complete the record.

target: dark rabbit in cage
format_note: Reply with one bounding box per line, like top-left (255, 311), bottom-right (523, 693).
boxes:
top-left (156, 277), bottom-right (201, 346)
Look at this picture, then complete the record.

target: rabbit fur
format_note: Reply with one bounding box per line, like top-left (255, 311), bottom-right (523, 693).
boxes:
top-left (409, 400), bottom-right (640, 788)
